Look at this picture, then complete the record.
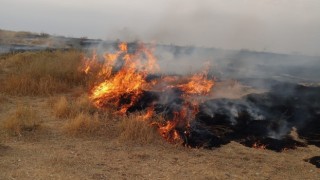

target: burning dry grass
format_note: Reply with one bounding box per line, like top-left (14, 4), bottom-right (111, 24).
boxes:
top-left (118, 114), bottom-right (161, 145)
top-left (1, 105), bottom-right (41, 136)
top-left (0, 51), bottom-right (85, 95)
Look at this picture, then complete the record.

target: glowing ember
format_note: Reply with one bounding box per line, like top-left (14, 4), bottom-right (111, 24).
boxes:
top-left (252, 141), bottom-right (267, 150)
top-left (143, 106), bottom-right (155, 120)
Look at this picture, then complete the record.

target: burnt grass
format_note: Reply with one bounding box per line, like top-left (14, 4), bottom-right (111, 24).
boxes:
top-left (305, 156), bottom-right (320, 168)
top-left (114, 81), bottom-right (320, 152)
top-left (188, 82), bottom-right (320, 151)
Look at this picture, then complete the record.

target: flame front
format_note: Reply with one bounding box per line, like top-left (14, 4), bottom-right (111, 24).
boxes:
top-left (252, 141), bottom-right (267, 150)
top-left (86, 43), bottom-right (158, 113)
top-left (177, 68), bottom-right (214, 96)
top-left (81, 42), bottom-right (215, 143)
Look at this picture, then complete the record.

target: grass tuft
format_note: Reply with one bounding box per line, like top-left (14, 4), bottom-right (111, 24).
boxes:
top-left (1, 105), bottom-right (41, 136)
top-left (118, 114), bottom-right (160, 145)
top-left (53, 96), bottom-right (72, 118)
top-left (52, 95), bottom-right (97, 119)
top-left (0, 93), bottom-right (8, 104)
top-left (74, 94), bottom-right (96, 114)
top-left (63, 113), bottom-right (101, 136)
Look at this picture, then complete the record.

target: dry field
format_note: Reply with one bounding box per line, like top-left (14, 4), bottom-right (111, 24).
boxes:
top-left (0, 51), bottom-right (319, 179)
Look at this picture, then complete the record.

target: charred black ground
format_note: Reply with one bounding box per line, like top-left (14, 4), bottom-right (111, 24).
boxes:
top-left (91, 42), bottom-right (320, 152)
top-left (188, 82), bottom-right (319, 151)
top-left (305, 156), bottom-right (320, 168)
top-left (110, 77), bottom-right (320, 152)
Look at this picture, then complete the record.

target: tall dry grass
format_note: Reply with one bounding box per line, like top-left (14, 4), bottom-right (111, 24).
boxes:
top-left (0, 50), bottom-right (166, 143)
top-left (1, 105), bottom-right (41, 136)
top-left (63, 112), bottom-right (102, 136)
top-left (51, 94), bottom-right (96, 119)
top-left (0, 51), bottom-right (86, 95)
top-left (52, 94), bottom-right (162, 141)
top-left (0, 93), bottom-right (8, 104)
top-left (51, 94), bottom-right (110, 136)
top-left (52, 96), bottom-right (72, 118)
top-left (118, 114), bottom-right (161, 145)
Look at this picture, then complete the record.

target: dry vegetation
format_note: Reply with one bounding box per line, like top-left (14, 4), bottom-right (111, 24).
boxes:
top-left (0, 29), bottom-right (50, 45)
top-left (0, 51), bottom-right (86, 95)
top-left (118, 114), bottom-right (162, 145)
top-left (0, 51), bottom-right (319, 179)
top-left (1, 105), bottom-right (41, 136)
top-left (63, 112), bottom-right (102, 136)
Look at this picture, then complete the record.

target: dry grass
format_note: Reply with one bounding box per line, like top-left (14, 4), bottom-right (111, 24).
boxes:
top-left (52, 96), bottom-right (72, 118)
top-left (1, 105), bottom-right (41, 136)
top-left (53, 95), bottom-right (107, 136)
top-left (52, 94), bottom-right (96, 119)
top-left (74, 94), bottom-right (96, 113)
top-left (0, 51), bottom-right (85, 95)
top-left (0, 93), bottom-right (8, 104)
top-left (63, 113), bottom-right (101, 136)
top-left (0, 44), bottom-right (319, 178)
top-left (118, 114), bottom-right (161, 145)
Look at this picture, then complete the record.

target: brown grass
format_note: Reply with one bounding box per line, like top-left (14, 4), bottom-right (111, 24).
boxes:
top-left (0, 42), bottom-right (319, 179)
top-left (0, 93), bottom-right (8, 104)
top-left (1, 105), bottom-right (41, 136)
top-left (118, 114), bottom-right (161, 145)
top-left (0, 51), bottom-right (85, 95)
top-left (74, 94), bottom-right (96, 114)
top-left (63, 113), bottom-right (102, 136)
top-left (52, 94), bottom-right (97, 119)
top-left (53, 96), bottom-right (72, 118)
top-left (53, 94), bottom-right (107, 137)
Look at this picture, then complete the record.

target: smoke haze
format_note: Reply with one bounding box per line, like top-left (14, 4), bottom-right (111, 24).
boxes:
top-left (1, 0), bottom-right (320, 55)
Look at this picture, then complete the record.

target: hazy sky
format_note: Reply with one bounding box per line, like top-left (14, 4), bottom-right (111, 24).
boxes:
top-left (1, 0), bottom-right (320, 55)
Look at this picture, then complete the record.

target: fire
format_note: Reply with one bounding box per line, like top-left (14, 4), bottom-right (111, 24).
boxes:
top-left (177, 68), bottom-right (214, 96)
top-left (143, 105), bottom-right (154, 120)
top-left (158, 120), bottom-right (180, 141)
top-left (252, 141), bottom-right (267, 150)
top-left (80, 51), bottom-right (99, 74)
top-left (87, 43), bottom-right (158, 113)
top-left (81, 42), bottom-right (215, 143)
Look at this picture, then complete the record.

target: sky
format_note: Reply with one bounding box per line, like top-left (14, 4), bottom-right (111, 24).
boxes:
top-left (0, 0), bottom-right (320, 56)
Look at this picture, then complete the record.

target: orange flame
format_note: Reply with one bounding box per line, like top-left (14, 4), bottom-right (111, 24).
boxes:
top-left (177, 72), bottom-right (214, 95)
top-left (87, 43), bottom-right (159, 113)
top-left (143, 105), bottom-right (154, 120)
top-left (80, 51), bottom-right (99, 74)
top-left (252, 141), bottom-right (267, 150)
top-left (81, 42), bottom-right (215, 143)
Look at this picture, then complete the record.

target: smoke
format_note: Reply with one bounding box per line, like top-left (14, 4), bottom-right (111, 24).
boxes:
top-left (102, 0), bottom-right (320, 56)
top-left (98, 0), bottom-right (320, 84)
top-left (2, 0), bottom-right (320, 55)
